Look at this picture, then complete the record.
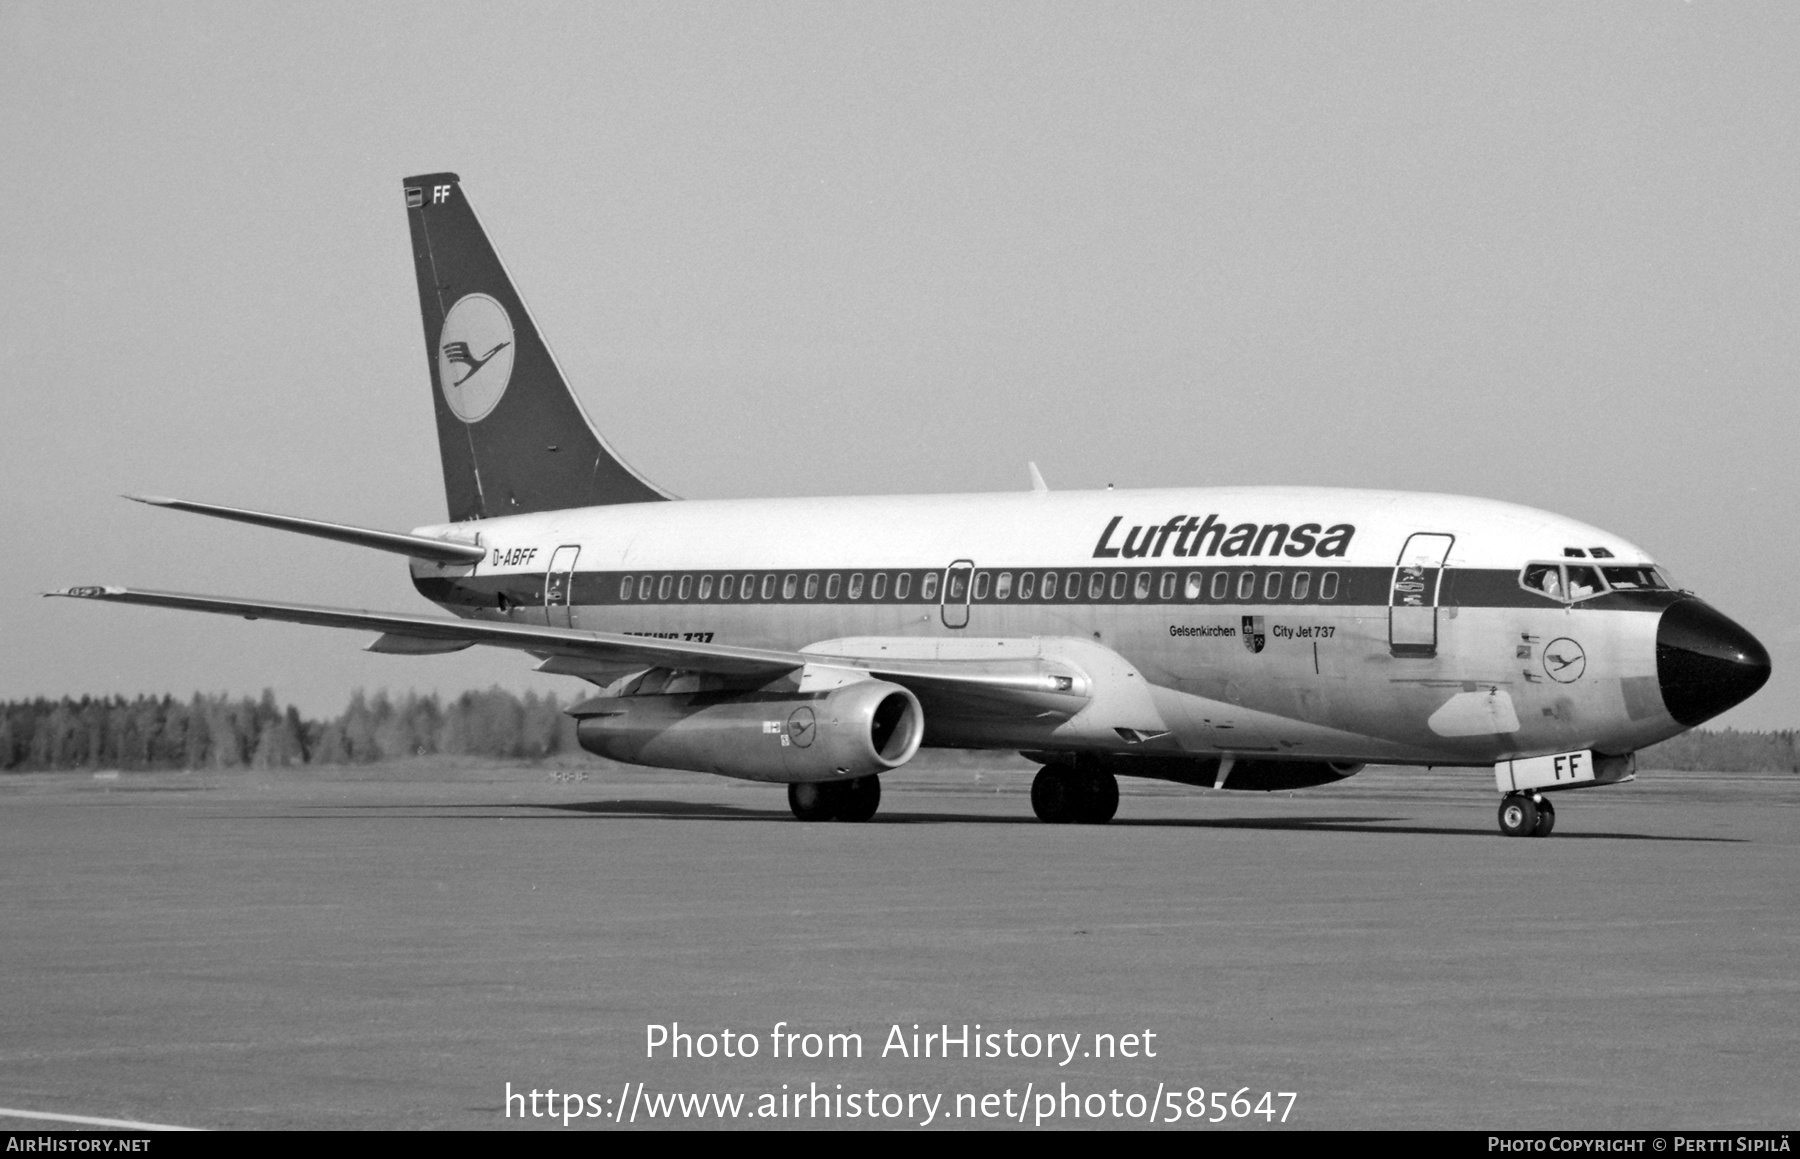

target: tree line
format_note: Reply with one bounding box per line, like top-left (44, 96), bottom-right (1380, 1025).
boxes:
top-left (0, 689), bottom-right (578, 771)
top-left (0, 690), bottom-right (1793, 772)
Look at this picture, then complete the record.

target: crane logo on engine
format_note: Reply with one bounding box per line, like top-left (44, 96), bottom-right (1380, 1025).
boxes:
top-left (785, 706), bottom-right (816, 748)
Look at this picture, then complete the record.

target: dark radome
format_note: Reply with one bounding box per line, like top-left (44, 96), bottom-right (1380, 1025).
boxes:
top-left (1656, 598), bottom-right (1772, 727)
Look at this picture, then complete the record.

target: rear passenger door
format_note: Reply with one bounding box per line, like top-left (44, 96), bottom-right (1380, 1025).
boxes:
top-left (544, 545), bottom-right (580, 628)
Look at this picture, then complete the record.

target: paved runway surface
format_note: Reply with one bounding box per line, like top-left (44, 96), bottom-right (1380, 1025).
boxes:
top-left (2, 755), bottom-right (1796, 1130)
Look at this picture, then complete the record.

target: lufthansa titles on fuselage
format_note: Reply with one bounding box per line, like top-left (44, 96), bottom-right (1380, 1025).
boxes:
top-left (1092, 515), bottom-right (1355, 560)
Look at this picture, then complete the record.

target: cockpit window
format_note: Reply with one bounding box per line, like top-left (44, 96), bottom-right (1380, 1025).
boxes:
top-left (1565, 565), bottom-right (1603, 601)
top-left (1522, 563), bottom-right (1564, 600)
top-left (1521, 562), bottom-right (1611, 603)
top-left (1601, 566), bottom-right (1667, 591)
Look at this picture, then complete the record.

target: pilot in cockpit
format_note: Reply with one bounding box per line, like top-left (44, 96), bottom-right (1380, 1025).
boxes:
top-left (1523, 563), bottom-right (1563, 600)
top-left (1565, 566), bottom-right (1602, 601)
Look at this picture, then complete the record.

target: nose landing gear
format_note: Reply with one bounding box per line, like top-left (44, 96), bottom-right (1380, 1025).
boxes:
top-left (1031, 764), bottom-right (1120, 824)
top-left (1498, 793), bottom-right (1556, 837)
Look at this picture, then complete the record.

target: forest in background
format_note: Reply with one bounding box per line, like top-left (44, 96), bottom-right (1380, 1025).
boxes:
top-left (0, 690), bottom-right (1794, 773)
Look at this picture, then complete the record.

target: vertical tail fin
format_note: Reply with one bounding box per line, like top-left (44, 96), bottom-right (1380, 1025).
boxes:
top-left (403, 173), bottom-right (672, 521)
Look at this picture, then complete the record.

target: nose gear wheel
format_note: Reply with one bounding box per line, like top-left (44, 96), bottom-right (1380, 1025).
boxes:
top-left (1498, 793), bottom-right (1556, 837)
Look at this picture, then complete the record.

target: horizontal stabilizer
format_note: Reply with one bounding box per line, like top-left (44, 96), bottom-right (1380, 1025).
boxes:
top-left (127, 495), bottom-right (486, 564)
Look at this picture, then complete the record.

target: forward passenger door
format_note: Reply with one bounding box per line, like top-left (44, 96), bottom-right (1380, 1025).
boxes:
top-left (1389, 533), bottom-right (1454, 658)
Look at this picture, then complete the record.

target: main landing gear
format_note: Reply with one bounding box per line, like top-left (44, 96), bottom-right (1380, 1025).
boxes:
top-left (788, 776), bottom-right (882, 822)
top-left (1497, 793), bottom-right (1556, 838)
top-left (1031, 764), bottom-right (1120, 825)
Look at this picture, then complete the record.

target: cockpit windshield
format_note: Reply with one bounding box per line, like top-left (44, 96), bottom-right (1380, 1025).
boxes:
top-left (1601, 566), bottom-right (1668, 591)
top-left (1522, 563), bottom-right (1564, 600)
top-left (1565, 565), bottom-right (1602, 601)
top-left (1521, 561), bottom-right (1673, 603)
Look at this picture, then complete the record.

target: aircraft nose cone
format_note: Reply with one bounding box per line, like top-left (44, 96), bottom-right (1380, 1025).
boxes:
top-left (1656, 598), bottom-right (1771, 727)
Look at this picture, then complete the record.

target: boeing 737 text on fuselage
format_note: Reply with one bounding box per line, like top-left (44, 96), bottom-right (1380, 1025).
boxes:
top-left (53, 172), bottom-right (1771, 836)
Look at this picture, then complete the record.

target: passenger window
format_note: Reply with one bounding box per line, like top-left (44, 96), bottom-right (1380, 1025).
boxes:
top-left (1292, 571), bottom-right (1311, 600)
top-left (677, 575), bottom-right (693, 600)
top-left (872, 572), bottom-right (888, 600)
top-left (1134, 572), bottom-right (1152, 599)
top-left (848, 573), bottom-right (865, 600)
top-left (1601, 566), bottom-right (1665, 591)
top-left (640, 574), bottom-right (655, 601)
top-left (1321, 571), bottom-right (1339, 601)
top-left (1264, 571), bottom-right (1283, 601)
top-left (742, 574), bottom-right (757, 601)
top-left (1041, 572), bottom-right (1057, 599)
top-left (921, 572), bottom-right (939, 601)
top-left (1566, 566), bottom-right (1604, 601)
top-left (1184, 572), bottom-right (1203, 600)
top-left (717, 574), bottom-right (733, 600)
top-left (1107, 572), bottom-right (1124, 600)
top-left (1067, 572), bottom-right (1084, 600)
top-left (995, 572), bottom-right (1013, 599)
top-left (619, 575), bottom-right (634, 601)
top-left (1088, 573), bottom-right (1106, 601)
top-left (825, 573), bottom-right (841, 599)
top-left (895, 572), bottom-right (912, 599)
top-left (1159, 571), bottom-right (1176, 601)
top-left (779, 574), bottom-right (796, 599)
top-left (1236, 571), bottom-right (1256, 601)
top-left (1210, 572), bottom-right (1228, 601)
top-left (947, 570), bottom-right (968, 601)
top-left (698, 574), bottom-right (714, 600)
top-left (972, 571), bottom-right (990, 600)
top-left (658, 575), bottom-right (673, 600)
top-left (803, 574), bottom-right (818, 600)
top-left (1017, 571), bottom-right (1035, 600)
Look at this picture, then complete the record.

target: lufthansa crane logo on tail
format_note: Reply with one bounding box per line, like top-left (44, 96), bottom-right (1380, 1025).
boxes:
top-left (437, 293), bottom-right (515, 422)
top-left (442, 340), bottom-right (510, 385)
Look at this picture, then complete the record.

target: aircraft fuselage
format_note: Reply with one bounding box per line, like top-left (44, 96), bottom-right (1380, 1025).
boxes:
top-left (409, 485), bottom-right (1758, 770)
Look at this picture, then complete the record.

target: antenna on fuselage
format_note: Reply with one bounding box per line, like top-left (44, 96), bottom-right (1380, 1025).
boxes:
top-left (1028, 461), bottom-right (1049, 495)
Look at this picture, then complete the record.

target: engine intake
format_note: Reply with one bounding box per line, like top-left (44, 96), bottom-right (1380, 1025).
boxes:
top-left (573, 680), bottom-right (924, 783)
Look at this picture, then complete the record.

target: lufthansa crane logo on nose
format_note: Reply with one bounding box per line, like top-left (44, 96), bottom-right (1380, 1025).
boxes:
top-left (1543, 637), bottom-right (1586, 683)
top-left (437, 293), bottom-right (515, 423)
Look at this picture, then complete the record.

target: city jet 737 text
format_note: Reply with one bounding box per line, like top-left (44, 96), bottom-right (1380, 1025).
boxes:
top-left (52, 172), bottom-right (1772, 836)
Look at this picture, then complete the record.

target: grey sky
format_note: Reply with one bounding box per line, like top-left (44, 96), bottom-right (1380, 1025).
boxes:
top-left (2, 2), bottom-right (1795, 728)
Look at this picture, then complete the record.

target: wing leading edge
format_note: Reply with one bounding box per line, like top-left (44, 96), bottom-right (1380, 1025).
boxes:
top-left (48, 586), bottom-right (800, 678)
top-left (46, 587), bottom-right (1092, 713)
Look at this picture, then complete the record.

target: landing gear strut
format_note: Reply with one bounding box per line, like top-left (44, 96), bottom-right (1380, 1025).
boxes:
top-left (1498, 793), bottom-right (1555, 837)
top-left (787, 776), bottom-right (882, 822)
top-left (1031, 764), bottom-right (1119, 825)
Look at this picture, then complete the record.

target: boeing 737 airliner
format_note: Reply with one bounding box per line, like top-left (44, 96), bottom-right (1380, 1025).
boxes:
top-left (53, 172), bottom-right (1771, 836)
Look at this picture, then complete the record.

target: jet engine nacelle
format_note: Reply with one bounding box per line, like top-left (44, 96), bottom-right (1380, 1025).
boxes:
top-left (573, 680), bottom-right (924, 783)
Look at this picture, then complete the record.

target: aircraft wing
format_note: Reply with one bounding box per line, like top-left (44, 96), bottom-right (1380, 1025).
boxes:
top-left (48, 586), bottom-right (803, 678)
top-left (46, 587), bottom-right (1090, 716)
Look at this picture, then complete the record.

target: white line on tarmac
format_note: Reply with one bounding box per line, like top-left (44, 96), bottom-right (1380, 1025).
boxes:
top-left (0, 1106), bottom-right (200, 1131)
